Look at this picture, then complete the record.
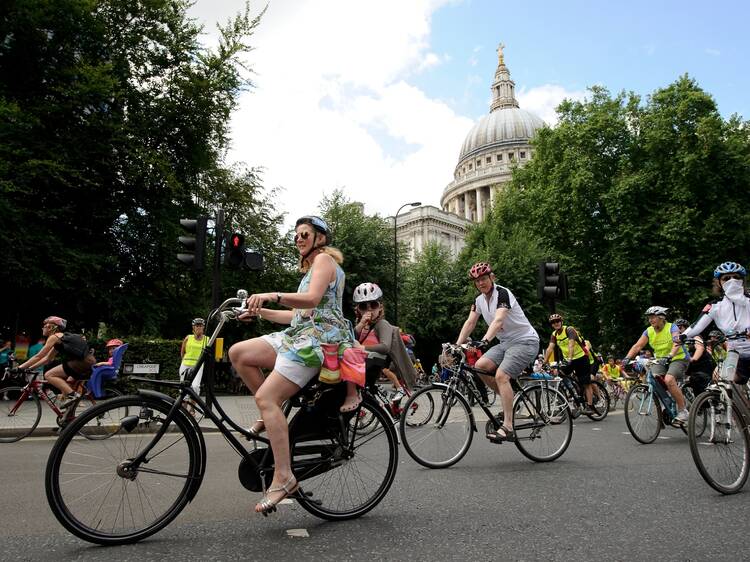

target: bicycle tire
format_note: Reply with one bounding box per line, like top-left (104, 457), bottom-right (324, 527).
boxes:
top-left (624, 384), bottom-right (661, 444)
top-left (688, 391), bottom-right (750, 494)
top-left (399, 384), bottom-right (474, 469)
top-left (294, 397), bottom-right (398, 520)
top-left (0, 388), bottom-right (41, 443)
top-left (77, 387), bottom-right (128, 440)
top-left (586, 380), bottom-right (610, 421)
top-left (403, 391), bottom-right (434, 427)
top-left (513, 385), bottom-right (572, 462)
top-left (46, 394), bottom-right (203, 545)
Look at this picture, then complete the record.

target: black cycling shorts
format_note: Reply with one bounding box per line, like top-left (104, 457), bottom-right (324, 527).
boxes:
top-left (735, 357), bottom-right (750, 385)
top-left (563, 355), bottom-right (592, 386)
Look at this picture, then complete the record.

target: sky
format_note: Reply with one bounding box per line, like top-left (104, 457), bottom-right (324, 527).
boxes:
top-left (189, 0), bottom-right (750, 226)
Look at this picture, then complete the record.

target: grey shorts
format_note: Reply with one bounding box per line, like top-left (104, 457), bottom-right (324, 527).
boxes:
top-left (650, 358), bottom-right (689, 380)
top-left (482, 337), bottom-right (540, 378)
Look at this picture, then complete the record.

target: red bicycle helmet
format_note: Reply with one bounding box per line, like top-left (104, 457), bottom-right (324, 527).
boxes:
top-left (469, 262), bottom-right (492, 279)
top-left (105, 339), bottom-right (124, 348)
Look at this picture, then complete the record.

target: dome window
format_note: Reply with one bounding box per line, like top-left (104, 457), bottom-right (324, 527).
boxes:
top-left (508, 153), bottom-right (515, 161)
top-left (496, 154), bottom-right (503, 161)
top-left (486, 156), bottom-right (492, 164)
top-left (468, 163), bottom-right (473, 170)
top-left (520, 151), bottom-right (526, 159)
top-left (476, 159), bottom-right (481, 167)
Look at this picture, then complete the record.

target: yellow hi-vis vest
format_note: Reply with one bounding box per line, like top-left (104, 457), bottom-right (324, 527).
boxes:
top-left (646, 323), bottom-right (685, 360)
top-left (182, 334), bottom-right (206, 367)
top-left (555, 325), bottom-right (585, 361)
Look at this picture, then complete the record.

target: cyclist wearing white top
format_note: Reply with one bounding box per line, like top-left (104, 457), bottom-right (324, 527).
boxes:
top-left (682, 262), bottom-right (750, 384)
top-left (456, 262), bottom-right (539, 443)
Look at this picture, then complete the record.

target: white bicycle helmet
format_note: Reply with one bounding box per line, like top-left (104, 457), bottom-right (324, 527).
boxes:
top-left (644, 306), bottom-right (668, 317)
top-left (352, 283), bottom-right (383, 303)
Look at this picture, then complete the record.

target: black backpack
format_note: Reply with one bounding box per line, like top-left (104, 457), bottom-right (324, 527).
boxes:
top-left (58, 333), bottom-right (90, 360)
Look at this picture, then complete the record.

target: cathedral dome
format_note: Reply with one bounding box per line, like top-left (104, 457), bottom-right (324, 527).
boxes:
top-left (458, 107), bottom-right (545, 162)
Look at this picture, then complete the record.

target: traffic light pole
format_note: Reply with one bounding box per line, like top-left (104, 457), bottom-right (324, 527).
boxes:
top-left (212, 209), bottom-right (224, 309)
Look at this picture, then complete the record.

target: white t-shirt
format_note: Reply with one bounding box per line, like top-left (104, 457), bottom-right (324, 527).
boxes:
top-left (473, 284), bottom-right (538, 344)
top-left (684, 295), bottom-right (750, 356)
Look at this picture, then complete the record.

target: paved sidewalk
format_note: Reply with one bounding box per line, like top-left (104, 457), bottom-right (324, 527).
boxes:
top-left (3, 394), bottom-right (262, 437)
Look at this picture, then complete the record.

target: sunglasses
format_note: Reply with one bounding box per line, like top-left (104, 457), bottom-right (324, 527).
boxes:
top-left (720, 274), bottom-right (742, 282)
top-left (550, 320), bottom-right (562, 325)
top-left (357, 301), bottom-right (381, 311)
top-left (294, 231), bottom-right (313, 243)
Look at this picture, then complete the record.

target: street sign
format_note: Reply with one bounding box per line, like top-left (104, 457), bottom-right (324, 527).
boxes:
top-left (123, 363), bottom-right (160, 375)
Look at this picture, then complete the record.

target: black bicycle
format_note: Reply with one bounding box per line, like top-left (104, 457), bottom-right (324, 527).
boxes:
top-left (45, 291), bottom-right (398, 545)
top-left (551, 361), bottom-right (610, 421)
top-left (398, 342), bottom-right (572, 468)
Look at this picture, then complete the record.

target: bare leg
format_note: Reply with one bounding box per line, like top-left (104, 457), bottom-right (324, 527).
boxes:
top-left (45, 365), bottom-right (74, 397)
top-left (253, 371), bottom-right (303, 512)
top-left (382, 368), bottom-right (402, 390)
top-left (228, 338), bottom-right (276, 394)
top-left (665, 374), bottom-right (686, 411)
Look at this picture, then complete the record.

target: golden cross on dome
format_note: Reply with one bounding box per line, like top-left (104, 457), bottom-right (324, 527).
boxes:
top-left (497, 42), bottom-right (505, 64)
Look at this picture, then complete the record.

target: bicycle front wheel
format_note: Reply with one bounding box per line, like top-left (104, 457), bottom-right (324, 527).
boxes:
top-left (294, 397), bottom-right (397, 520)
top-left (46, 394), bottom-right (203, 545)
top-left (688, 391), bottom-right (750, 494)
top-left (513, 386), bottom-right (572, 462)
top-left (624, 385), bottom-right (661, 444)
top-left (399, 384), bottom-right (473, 469)
top-left (0, 388), bottom-right (41, 443)
top-left (402, 390), bottom-right (434, 427)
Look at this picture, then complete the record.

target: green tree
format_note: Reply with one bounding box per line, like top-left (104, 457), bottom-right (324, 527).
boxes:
top-left (470, 76), bottom-right (750, 353)
top-left (0, 0), bottom-right (286, 337)
top-left (400, 241), bottom-right (466, 368)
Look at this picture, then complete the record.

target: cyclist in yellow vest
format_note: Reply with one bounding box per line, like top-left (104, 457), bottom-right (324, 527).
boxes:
top-left (180, 317), bottom-right (207, 394)
top-left (623, 306), bottom-right (690, 423)
top-left (544, 313), bottom-right (595, 413)
top-left (601, 356), bottom-right (623, 380)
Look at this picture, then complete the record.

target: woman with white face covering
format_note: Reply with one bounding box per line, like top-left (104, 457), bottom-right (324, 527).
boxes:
top-left (683, 262), bottom-right (750, 384)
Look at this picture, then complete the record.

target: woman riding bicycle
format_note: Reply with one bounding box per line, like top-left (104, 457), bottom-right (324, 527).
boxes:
top-left (682, 262), bottom-right (750, 385)
top-left (227, 215), bottom-right (355, 515)
top-left (16, 316), bottom-right (96, 406)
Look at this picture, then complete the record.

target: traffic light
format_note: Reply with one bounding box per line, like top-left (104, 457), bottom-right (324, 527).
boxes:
top-left (226, 232), bottom-right (245, 268)
top-left (177, 217), bottom-right (208, 271)
top-left (538, 261), bottom-right (569, 302)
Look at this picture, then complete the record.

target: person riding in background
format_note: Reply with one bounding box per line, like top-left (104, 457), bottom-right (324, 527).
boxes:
top-left (456, 262), bottom-right (539, 443)
top-left (96, 339), bottom-right (124, 367)
top-left (17, 316), bottom-right (96, 406)
top-left (674, 318), bottom-right (712, 396)
top-left (228, 215), bottom-right (355, 515)
top-left (682, 262), bottom-right (750, 385)
top-left (544, 313), bottom-right (596, 414)
top-left (623, 306), bottom-right (691, 423)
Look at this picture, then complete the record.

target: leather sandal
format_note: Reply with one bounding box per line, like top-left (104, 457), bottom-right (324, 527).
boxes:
top-left (339, 393), bottom-right (362, 413)
top-left (247, 419), bottom-right (265, 439)
top-left (487, 426), bottom-right (516, 443)
top-left (255, 476), bottom-right (299, 516)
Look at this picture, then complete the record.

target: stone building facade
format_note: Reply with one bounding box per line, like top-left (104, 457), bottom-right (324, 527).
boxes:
top-left (395, 44), bottom-right (545, 259)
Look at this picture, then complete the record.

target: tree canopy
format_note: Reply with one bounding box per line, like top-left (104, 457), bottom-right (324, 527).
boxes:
top-left (0, 0), bottom-right (289, 337)
top-left (465, 76), bottom-right (750, 353)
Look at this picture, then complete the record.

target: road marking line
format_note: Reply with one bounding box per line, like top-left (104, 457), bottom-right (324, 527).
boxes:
top-left (286, 528), bottom-right (309, 538)
top-left (657, 436), bottom-right (671, 439)
top-left (591, 428), bottom-right (601, 431)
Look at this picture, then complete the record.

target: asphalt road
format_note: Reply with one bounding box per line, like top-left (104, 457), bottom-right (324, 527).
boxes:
top-left (1, 408), bottom-right (747, 561)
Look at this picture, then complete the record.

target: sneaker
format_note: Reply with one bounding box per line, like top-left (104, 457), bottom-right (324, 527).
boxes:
top-left (59, 392), bottom-right (82, 410)
top-left (391, 390), bottom-right (405, 402)
top-left (675, 409), bottom-right (689, 423)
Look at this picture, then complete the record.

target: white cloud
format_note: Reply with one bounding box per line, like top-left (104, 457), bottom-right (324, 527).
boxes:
top-left (191, 0), bottom-right (470, 226)
top-left (517, 84), bottom-right (588, 125)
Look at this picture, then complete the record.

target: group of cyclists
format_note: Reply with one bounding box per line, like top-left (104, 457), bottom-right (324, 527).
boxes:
top-left (7, 208), bottom-right (749, 516)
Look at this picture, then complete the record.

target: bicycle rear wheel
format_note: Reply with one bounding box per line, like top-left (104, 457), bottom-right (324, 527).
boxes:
top-left (624, 384), bottom-right (661, 444)
top-left (294, 397), bottom-right (397, 520)
top-left (513, 386), bottom-right (572, 462)
top-left (0, 388), bottom-right (41, 443)
top-left (46, 394), bottom-right (203, 545)
top-left (688, 391), bottom-right (750, 494)
top-left (399, 384), bottom-right (473, 469)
